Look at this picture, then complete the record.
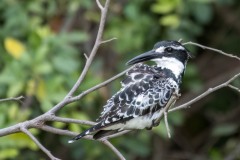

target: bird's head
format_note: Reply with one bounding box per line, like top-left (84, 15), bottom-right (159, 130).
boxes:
top-left (127, 40), bottom-right (191, 66)
top-left (126, 40), bottom-right (191, 79)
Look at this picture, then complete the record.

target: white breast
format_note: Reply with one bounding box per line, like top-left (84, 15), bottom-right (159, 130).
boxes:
top-left (153, 57), bottom-right (184, 78)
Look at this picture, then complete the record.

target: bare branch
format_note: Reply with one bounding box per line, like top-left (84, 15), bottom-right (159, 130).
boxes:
top-left (47, 0), bottom-right (111, 114)
top-left (0, 123), bottom-right (21, 137)
top-left (228, 84), bottom-right (240, 93)
top-left (100, 37), bottom-right (117, 44)
top-left (50, 116), bottom-right (96, 126)
top-left (169, 73), bottom-right (240, 112)
top-left (164, 111), bottom-right (171, 138)
top-left (70, 66), bottom-right (134, 102)
top-left (65, 0), bottom-right (110, 99)
top-left (20, 127), bottom-right (60, 160)
top-left (183, 41), bottom-right (240, 61)
top-left (96, 0), bottom-right (104, 11)
top-left (40, 125), bottom-right (124, 160)
top-left (104, 130), bottom-right (131, 139)
top-left (84, 53), bottom-right (89, 60)
top-left (0, 95), bottom-right (24, 103)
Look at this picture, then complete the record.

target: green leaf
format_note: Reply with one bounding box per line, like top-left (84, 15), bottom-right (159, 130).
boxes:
top-left (160, 14), bottom-right (180, 27)
top-left (41, 99), bottom-right (53, 112)
top-left (0, 148), bottom-right (18, 159)
top-left (52, 55), bottom-right (80, 74)
top-left (34, 61), bottom-right (53, 75)
top-left (0, 132), bottom-right (38, 150)
top-left (151, 0), bottom-right (180, 14)
top-left (53, 121), bottom-right (66, 129)
top-left (7, 81), bottom-right (24, 97)
top-left (69, 123), bottom-right (82, 133)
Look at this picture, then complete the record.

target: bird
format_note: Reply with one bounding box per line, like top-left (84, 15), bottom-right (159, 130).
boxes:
top-left (68, 40), bottom-right (191, 143)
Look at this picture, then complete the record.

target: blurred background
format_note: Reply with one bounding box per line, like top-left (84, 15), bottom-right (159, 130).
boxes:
top-left (0, 0), bottom-right (240, 159)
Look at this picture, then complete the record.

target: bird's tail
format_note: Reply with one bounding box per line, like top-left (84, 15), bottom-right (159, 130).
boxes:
top-left (68, 123), bottom-right (101, 143)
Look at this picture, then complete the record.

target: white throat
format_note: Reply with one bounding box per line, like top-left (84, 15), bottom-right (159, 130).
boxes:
top-left (153, 57), bottom-right (185, 78)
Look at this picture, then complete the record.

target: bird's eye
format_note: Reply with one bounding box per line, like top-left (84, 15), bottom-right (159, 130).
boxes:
top-left (165, 47), bottom-right (173, 52)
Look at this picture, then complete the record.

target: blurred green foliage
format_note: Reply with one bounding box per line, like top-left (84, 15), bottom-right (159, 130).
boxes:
top-left (0, 0), bottom-right (239, 159)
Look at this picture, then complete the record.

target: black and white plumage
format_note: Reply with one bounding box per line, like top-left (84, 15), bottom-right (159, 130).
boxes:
top-left (69, 40), bottom-right (191, 143)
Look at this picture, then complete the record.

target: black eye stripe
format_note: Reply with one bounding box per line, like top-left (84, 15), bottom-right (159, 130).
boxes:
top-left (165, 47), bottom-right (173, 52)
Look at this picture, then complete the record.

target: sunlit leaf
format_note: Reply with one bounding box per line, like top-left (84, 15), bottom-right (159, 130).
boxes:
top-left (160, 14), bottom-right (180, 27)
top-left (41, 99), bottom-right (53, 112)
top-left (36, 78), bottom-right (46, 101)
top-left (4, 37), bottom-right (25, 59)
top-left (0, 148), bottom-right (18, 159)
top-left (151, 0), bottom-right (180, 14)
top-left (8, 104), bottom-right (18, 120)
top-left (26, 79), bottom-right (36, 96)
top-left (34, 61), bottom-right (53, 75)
top-left (53, 121), bottom-right (66, 129)
top-left (69, 123), bottom-right (82, 133)
top-left (1, 133), bottom-right (38, 150)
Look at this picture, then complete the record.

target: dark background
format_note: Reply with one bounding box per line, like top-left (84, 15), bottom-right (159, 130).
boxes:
top-left (0, 0), bottom-right (240, 159)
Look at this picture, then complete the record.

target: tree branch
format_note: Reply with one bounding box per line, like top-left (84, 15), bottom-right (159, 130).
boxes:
top-left (100, 37), bottom-right (117, 44)
top-left (65, 0), bottom-right (110, 98)
top-left (50, 116), bottom-right (96, 126)
top-left (228, 84), bottom-right (240, 93)
top-left (70, 65), bottom-right (134, 102)
top-left (96, 0), bottom-right (104, 11)
top-left (169, 73), bottom-right (240, 112)
top-left (20, 127), bottom-right (60, 160)
top-left (0, 95), bottom-right (24, 103)
top-left (183, 41), bottom-right (240, 61)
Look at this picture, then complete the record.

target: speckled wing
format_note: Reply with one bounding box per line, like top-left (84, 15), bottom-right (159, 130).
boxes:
top-left (96, 64), bottom-right (175, 128)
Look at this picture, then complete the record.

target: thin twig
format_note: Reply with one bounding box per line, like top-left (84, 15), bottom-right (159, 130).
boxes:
top-left (0, 96), bottom-right (24, 103)
top-left (183, 41), bottom-right (240, 61)
top-left (64, 0), bottom-right (110, 99)
top-left (104, 130), bottom-right (131, 139)
top-left (169, 73), bottom-right (240, 112)
top-left (100, 37), bottom-right (117, 44)
top-left (40, 125), bottom-right (93, 140)
top-left (50, 116), bottom-right (96, 126)
top-left (164, 111), bottom-right (171, 138)
top-left (70, 66), bottom-right (134, 102)
top-left (84, 53), bottom-right (89, 60)
top-left (228, 84), bottom-right (240, 93)
top-left (96, 0), bottom-right (104, 11)
top-left (40, 125), bottom-right (124, 160)
top-left (48, 0), bottom-right (111, 114)
top-left (20, 127), bottom-right (60, 160)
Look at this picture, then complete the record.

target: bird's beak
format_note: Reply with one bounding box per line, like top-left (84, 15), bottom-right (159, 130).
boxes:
top-left (126, 50), bottom-right (157, 65)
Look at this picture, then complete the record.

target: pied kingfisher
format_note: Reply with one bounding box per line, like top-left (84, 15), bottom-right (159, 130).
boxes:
top-left (69, 40), bottom-right (191, 143)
